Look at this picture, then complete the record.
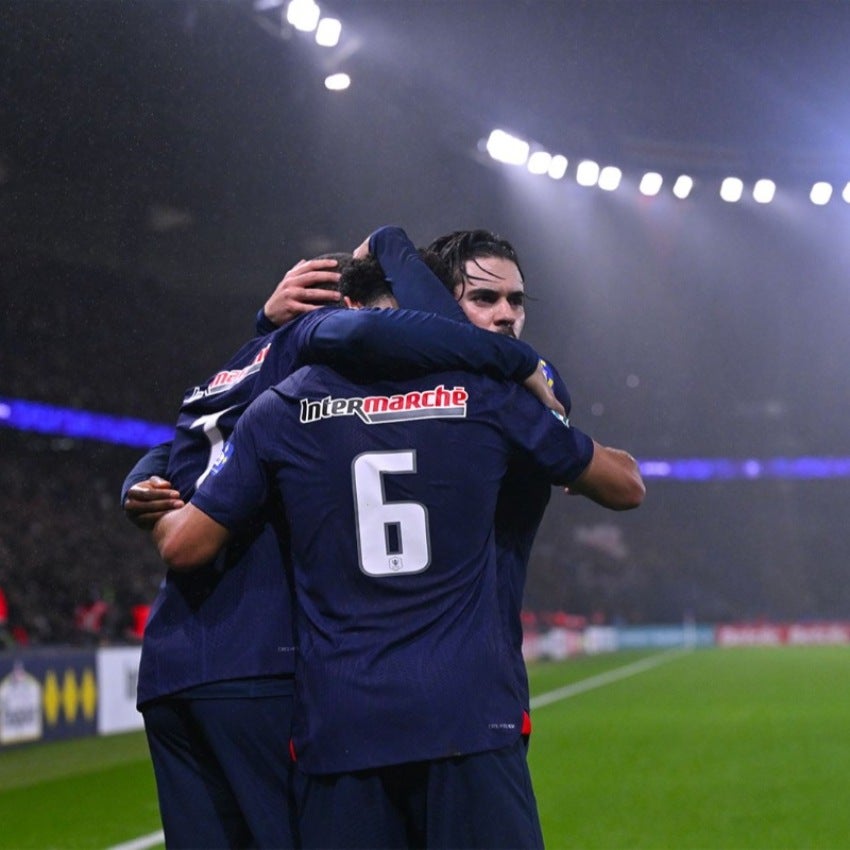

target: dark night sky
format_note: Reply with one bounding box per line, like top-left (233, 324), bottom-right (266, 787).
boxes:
top-left (3, 0), bottom-right (850, 458)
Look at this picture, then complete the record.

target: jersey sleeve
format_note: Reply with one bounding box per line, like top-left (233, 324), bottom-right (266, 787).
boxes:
top-left (120, 441), bottom-right (172, 503)
top-left (189, 392), bottom-right (279, 531)
top-left (297, 306), bottom-right (540, 382)
top-left (255, 308), bottom-right (279, 336)
top-left (495, 385), bottom-right (594, 484)
top-left (369, 225), bottom-right (467, 322)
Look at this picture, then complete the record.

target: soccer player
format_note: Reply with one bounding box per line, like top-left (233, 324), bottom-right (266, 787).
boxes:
top-left (358, 225), bottom-right (641, 726)
top-left (151, 329), bottom-right (643, 849)
top-left (122, 255), bottom-right (561, 848)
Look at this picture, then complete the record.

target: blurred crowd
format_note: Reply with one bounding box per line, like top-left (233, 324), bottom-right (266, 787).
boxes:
top-left (1, 252), bottom-right (255, 645)
top-left (2, 251), bottom-right (847, 645)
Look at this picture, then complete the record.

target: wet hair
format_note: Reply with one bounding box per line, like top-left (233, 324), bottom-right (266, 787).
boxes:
top-left (417, 249), bottom-right (454, 294)
top-left (425, 230), bottom-right (525, 295)
top-left (338, 257), bottom-right (394, 307)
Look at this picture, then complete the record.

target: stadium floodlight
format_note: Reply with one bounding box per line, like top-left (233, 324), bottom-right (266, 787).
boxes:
top-left (485, 130), bottom-right (530, 166)
top-left (575, 159), bottom-right (600, 186)
top-left (843, 182), bottom-right (850, 203)
top-left (287, 0), bottom-right (320, 32)
top-left (254, 0), bottom-right (284, 9)
top-left (810, 181), bottom-right (833, 205)
top-left (598, 165), bottom-right (622, 191)
top-left (548, 154), bottom-right (568, 179)
top-left (324, 72), bottom-right (350, 91)
top-left (752, 179), bottom-right (776, 204)
top-left (672, 174), bottom-right (693, 199)
top-left (315, 17), bottom-right (341, 46)
top-left (719, 177), bottom-right (744, 203)
top-left (639, 172), bottom-right (663, 196)
top-left (527, 151), bottom-right (552, 175)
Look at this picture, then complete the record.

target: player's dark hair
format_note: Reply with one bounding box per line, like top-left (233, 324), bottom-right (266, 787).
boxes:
top-left (338, 257), bottom-right (394, 307)
top-left (417, 249), bottom-right (454, 294)
top-left (312, 252), bottom-right (354, 295)
top-left (425, 230), bottom-right (525, 296)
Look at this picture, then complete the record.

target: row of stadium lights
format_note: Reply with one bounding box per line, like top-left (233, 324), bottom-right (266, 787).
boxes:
top-left (486, 129), bottom-right (850, 206)
top-left (254, 13), bottom-right (849, 206)
top-left (254, 0), bottom-right (351, 90)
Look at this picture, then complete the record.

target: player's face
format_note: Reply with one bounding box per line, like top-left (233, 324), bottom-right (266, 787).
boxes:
top-left (454, 256), bottom-right (525, 338)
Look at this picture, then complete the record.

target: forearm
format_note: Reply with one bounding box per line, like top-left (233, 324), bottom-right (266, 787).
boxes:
top-left (370, 226), bottom-right (467, 321)
top-left (152, 504), bottom-right (231, 571)
top-left (304, 308), bottom-right (539, 381)
top-left (568, 442), bottom-right (646, 510)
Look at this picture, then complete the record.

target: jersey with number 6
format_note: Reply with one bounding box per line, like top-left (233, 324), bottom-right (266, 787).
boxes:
top-left (137, 307), bottom-right (541, 706)
top-left (191, 365), bottom-right (594, 774)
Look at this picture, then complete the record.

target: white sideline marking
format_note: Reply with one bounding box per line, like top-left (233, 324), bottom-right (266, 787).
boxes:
top-left (530, 648), bottom-right (685, 710)
top-left (106, 830), bottom-right (164, 850)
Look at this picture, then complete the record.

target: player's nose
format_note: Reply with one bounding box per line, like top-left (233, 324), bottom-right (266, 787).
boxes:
top-left (493, 303), bottom-right (515, 326)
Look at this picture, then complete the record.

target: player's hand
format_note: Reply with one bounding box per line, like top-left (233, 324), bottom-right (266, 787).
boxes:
top-left (124, 476), bottom-right (184, 530)
top-left (262, 258), bottom-right (343, 327)
top-left (352, 236), bottom-right (371, 260)
top-left (523, 362), bottom-right (566, 418)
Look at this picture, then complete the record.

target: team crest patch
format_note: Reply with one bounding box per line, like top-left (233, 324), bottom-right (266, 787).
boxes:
top-left (300, 384), bottom-right (468, 425)
top-left (209, 441), bottom-right (234, 476)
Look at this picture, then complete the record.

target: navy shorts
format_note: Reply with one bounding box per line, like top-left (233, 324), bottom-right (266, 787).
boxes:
top-left (142, 688), bottom-right (296, 849)
top-left (296, 736), bottom-right (544, 849)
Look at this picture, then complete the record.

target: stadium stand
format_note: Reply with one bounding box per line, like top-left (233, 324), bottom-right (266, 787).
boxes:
top-left (1, 252), bottom-right (257, 644)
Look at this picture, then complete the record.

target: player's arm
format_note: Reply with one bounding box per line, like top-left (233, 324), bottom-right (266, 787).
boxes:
top-left (153, 391), bottom-right (278, 570)
top-left (526, 360), bottom-right (641, 508)
top-left (300, 306), bottom-right (537, 379)
top-left (256, 257), bottom-right (343, 333)
top-left (502, 389), bottom-right (645, 510)
top-left (290, 307), bottom-right (562, 415)
top-left (121, 442), bottom-right (184, 529)
top-left (566, 442), bottom-right (645, 510)
top-left (152, 503), bottom-right (231, 571)
top-left (359, 225), bottom-right (467, 321)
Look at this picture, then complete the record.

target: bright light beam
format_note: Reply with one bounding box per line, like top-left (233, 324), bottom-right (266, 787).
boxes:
top-left (324, 73), bottom-right (350, 91)
top-left (527, 151), bottom-right (552, 175)
top-left (810, 182), bottom-right (833, 205)
top-left (485, 130), bottom-right (530, 166)
top-left (639, 172), bottom-right (663, 196)
top-left (598, 165), bottom-right (622, 191)
top-left (575, 159), bottom-right (600, 187)
top-left (673, 175), bottom-right (693, 199)
top-left (287, 0), bottom-right (320, 32)
top-left (315, 17), bottom-right (341, 46)
top-left (753, 179), bottom-right (776, 204)
top-left (720, 177), bottom-right (743, 203)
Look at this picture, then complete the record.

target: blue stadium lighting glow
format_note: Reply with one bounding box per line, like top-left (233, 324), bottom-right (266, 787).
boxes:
top-left (0, 397), bottom-right (173, 449)
top-left (2, 396), bottom-right (849, 480)
top-left (638, 457), bottom-right (850, 481)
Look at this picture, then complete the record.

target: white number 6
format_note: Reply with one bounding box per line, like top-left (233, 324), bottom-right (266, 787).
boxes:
top-left (352, 450), bottom-right (431, 577)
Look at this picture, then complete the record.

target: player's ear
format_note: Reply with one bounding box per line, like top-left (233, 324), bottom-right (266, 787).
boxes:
top-left (343, 295), bottom-right (362, 310)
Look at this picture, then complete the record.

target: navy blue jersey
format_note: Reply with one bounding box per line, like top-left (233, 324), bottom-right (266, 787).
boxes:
top-left (136, 307), bottom-right (541, 705)
top-left (371, 226), bottom-right (575, 710)
top-left (192, 366), bottom-right (593, 774)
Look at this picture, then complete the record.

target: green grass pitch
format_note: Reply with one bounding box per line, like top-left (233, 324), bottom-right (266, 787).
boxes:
top-left (1, 646), bottom-right (849, 849)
